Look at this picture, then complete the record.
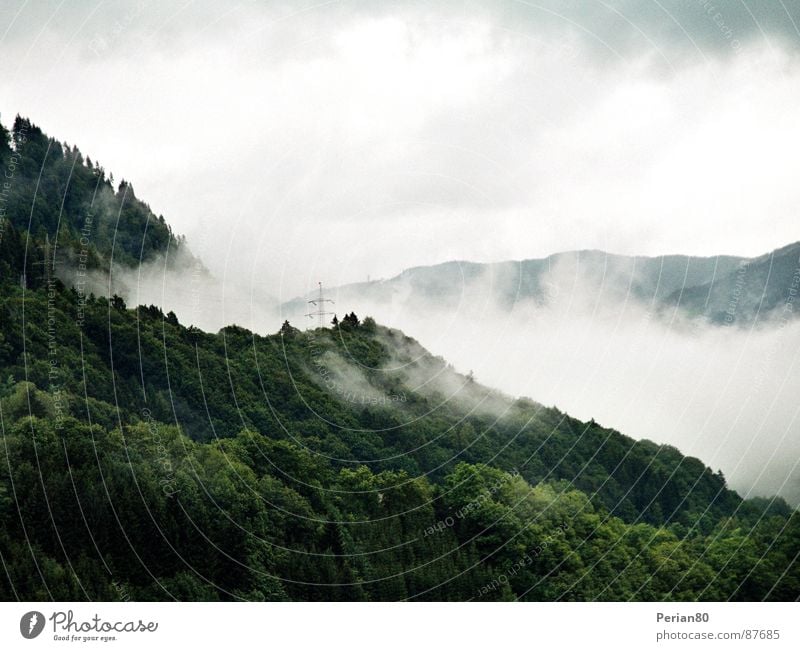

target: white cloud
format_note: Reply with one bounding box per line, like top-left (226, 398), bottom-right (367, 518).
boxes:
top-left (2, 5), bottom-right (800, 300)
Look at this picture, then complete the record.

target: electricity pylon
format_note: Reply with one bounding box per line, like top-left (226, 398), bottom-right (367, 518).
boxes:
top-left (305, 281), bottom-right (335, 328)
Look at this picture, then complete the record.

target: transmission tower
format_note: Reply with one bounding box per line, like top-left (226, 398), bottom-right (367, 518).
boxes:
top-left (305, 281), bottom-right (335, 328)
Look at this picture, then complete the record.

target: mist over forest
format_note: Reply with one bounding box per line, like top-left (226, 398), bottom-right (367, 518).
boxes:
top-left (2, 0), bottom-right (800, 609)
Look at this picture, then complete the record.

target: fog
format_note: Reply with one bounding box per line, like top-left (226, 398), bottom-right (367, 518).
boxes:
top-left (109, 234), bottom-right (282, 335)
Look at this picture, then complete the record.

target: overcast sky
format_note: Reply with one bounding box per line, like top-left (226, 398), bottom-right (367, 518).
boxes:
top-left (2, 0), bottom-right (800, 298)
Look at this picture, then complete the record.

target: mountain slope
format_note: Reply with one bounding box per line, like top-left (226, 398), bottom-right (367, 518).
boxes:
top-left (1, 263), bottom-right (798, 600)
top-left (663, 241), bottom-right (800, 325)
top-left (0, 114), bottom-right (193, 277)
top-left (0, 268), bottom-right (747, 527)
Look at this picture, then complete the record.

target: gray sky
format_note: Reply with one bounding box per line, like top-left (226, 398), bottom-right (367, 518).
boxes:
top-left (2, 0), bottom-right (800, 298)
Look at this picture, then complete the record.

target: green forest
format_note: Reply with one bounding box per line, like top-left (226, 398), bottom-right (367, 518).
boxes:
top-left (0, 115), bottom-right (185, 272)
top-left (1, 116), bottom-right (799, 601)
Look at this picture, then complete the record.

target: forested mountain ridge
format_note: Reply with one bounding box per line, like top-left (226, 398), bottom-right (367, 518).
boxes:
top-left (0, 114), bottom-right (194, 278)
top-left (1, 255), bottom-right (798, 600)
top-left (661, 241), bottom-right (800, 325)
top-left (0, 272), bottom-right (746, 528)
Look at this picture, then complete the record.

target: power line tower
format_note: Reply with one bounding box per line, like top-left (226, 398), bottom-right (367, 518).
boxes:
top-left (305, 281), bottom-right (335, 329)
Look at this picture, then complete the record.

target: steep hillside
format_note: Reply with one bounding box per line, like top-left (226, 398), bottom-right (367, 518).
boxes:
top-left (0, 114), bottom-right (194, 278)
top-left (1, 254), bottom-right (798, 600)
top-left (0, 273), bottom-right (745, 528)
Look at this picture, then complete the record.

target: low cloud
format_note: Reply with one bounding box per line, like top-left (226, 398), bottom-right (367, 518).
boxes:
top-left (3, 3), bottom-right (800, 299)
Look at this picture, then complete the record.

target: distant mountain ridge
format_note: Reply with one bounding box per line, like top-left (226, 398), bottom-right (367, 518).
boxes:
top-left (662, 241), bottom-right (800, 324)
top-left (285, 243), bottom-right (800, 327)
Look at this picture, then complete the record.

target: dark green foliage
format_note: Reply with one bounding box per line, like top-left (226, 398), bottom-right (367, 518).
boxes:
top-left (0, 115), bottom-right (185, 277)
top-left (0, 268), bottom-right (797, 601)
top-left (341, 312), bottom-right (360, 328)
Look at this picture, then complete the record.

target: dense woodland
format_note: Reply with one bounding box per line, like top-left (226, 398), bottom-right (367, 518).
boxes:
top-left (0, 115), bottom-right (184, 275)
top-left (1, 116), bottom-right (799, 601)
